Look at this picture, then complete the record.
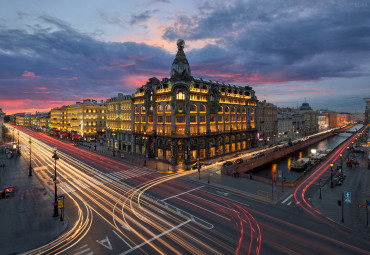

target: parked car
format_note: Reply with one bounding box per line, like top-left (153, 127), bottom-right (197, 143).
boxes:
top-left (204, 162), bottom-right (213, 166)
top-left (251, 153), bottom-right (259, 159)
top-left (223, 161), bottom-right (233, 167)
top-left (235, 158), bottom-right (243, 164)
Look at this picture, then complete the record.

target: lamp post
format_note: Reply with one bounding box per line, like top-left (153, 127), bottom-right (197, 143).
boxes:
top-left (330, 163), bottom-right (334, 188)
top-left (28, 138), bottom-right (32, 176)
top-left (340, 153), bottom-right (343, 172)
top-left (17, 131), bottom-right (20, 154)
top-left (52, 149), bottom-right (59, 217)
top-left (319, 178), bottom-right (322, 199)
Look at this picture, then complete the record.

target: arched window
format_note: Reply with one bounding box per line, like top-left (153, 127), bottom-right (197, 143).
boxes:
top-left (231, 107), bottom-right (236, 113)
top-left (165, 104), bottom-right (171, 112)
top-left (141, 106), bottom-right (146, 113)
top-left (135, 107), bottom-right (139, 113)
top-left (157, 105), bottom-right (163, 113)
top-left (242, 107), bottom-right (246, 113)
top-left (190, 104), bottom-right (197, 112)
top-left (218, 106), bottom-right (223, 113)
top-left (176, 91), bottom-right (185, 100)
top-left (225, 106), bottom-right (230, 113)
top-left (200, 105), bottom-right (206, 112)
top-left (237, 107), bottom-right (241, 113)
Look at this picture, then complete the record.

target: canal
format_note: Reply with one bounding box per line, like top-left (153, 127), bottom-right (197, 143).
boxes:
top-left (252, 124), bottom-right (363, 182)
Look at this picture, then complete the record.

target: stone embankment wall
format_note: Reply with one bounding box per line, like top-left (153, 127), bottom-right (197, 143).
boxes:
top-left (222, 125), bottom-right (352, 176)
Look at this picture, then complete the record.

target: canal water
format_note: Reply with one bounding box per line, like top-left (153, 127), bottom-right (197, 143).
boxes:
top-left (252, 124), bottom-right (363, 182)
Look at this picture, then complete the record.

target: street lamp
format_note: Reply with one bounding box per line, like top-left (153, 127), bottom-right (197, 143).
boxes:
top-left (330, 163), bottom-right (334, 188)
top-left (52, 148), bottom-right (59, 217)
top-left (340, 153), bottom-right (343, 172)
top-left (28, 138), bottom-right (32, 176)
top-left (319, 178), bottom-right (322, 199)
top-left (17, 130), bottom-right (20, 154)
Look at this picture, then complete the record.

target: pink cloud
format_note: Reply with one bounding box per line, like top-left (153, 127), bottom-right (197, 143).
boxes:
top-left (61, 67), bottom-right (72, 70)
top-left (22, 71), bottom-right (37, 78)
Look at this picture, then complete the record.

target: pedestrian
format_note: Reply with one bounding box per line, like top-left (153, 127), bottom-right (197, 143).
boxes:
top-left (249, 172), bottom-right (252, 180)
top-left (233, 170), bottom-right (236, 178)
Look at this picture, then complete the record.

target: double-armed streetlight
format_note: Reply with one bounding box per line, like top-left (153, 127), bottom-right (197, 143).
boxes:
top-left (52, 148), bottom-right (59, 217)
top-left (28, 138), bottom-right (32, 176)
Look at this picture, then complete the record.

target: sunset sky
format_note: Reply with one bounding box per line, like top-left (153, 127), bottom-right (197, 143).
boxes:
top-left (1, 0), bottom-right (369, 114)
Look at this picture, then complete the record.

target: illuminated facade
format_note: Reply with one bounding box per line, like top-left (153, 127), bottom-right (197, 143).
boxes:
top-left (50, 99), bottom-right (106, 138)
top-left (50, 107), bottom-right (68, 130)
top-left (132, 40), bottom-right (258, 165)
top-left (15, 113), bottom-right (32, 127)
top-left (106, 93), bottom-right (133, 152)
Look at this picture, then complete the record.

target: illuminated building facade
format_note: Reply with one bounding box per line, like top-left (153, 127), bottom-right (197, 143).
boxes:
top-left (132, 40), bottom-right (258, 165)
top-left (50, 106), bottom-right (68, 130)
top-left (31, 112), bottom-right (50, 129)
top-left (51, 99), bottom-right (106, 139)
top-left (15, 113), bottom-right (32, 127)
top-left (106, 93), bottom-right (133, 152)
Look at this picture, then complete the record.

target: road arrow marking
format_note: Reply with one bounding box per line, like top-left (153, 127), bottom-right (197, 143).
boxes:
top-left (121, 223), bottom-right (131, 231)
top-left (96, 236), bottom-right (113, 250)
top-left (216, 191), bottom-right (229, 196)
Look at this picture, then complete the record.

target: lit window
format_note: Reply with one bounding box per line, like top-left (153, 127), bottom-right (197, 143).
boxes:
top-left (176, 91), bottom-right (185, 100)
top-left (190, 104), bottom-right (197, 112)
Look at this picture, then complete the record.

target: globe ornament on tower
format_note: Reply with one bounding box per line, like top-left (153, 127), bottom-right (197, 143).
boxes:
top-left (171, 39), bottom-right (191, 81)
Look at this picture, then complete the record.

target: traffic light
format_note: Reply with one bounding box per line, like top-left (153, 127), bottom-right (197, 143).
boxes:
top-left (337, 200), bottom-right (342, 206)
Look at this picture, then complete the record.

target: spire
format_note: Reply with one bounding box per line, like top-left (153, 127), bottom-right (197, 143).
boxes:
top-left (170, 39), bottom-right (191, 81)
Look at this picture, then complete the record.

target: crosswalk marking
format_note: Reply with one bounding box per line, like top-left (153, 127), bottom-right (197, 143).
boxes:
top-left (106, 167), bottom-right (151, 181)
top-left (281, 194), bottom-right (293, 204)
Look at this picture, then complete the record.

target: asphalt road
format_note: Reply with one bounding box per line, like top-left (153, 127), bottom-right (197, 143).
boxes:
top-left (11, 125), bottom-right (370, 255)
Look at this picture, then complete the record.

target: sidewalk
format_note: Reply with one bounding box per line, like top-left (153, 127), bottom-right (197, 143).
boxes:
top-left (75, 139), bottom-right (263, 173)
top-left (0, 143), bottom-right (67, 254)
top-left (310, 146), bottom-right (370, 234)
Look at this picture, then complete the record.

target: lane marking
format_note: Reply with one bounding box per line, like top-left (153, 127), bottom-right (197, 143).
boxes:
top-left (287, 201), bottom-right (292, 206)
top-left (281, 194), bottom-right (293, 204)
top-left (113, 230), bottom-right (132, 249)
top-left (74, 248), bottom-right (91, 255)
top-left (174, 197), bottom-right (231, 221)
top-left (161, 186), bottom-right (204, 201)
top-left (199, 189), bottom-right (250, 207)
top-left (184, 193), bottom-right (240, 213)
top-left (120, 220), bottom-right (191, 255)
top-left (78, 244), bottom-right (88, 249)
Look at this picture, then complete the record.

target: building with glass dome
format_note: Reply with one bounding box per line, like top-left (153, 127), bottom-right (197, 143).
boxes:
top-left (132, 40), bottom-right (259, 166)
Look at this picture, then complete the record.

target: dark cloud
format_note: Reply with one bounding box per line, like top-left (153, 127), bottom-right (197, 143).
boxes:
top-left (163, 0), bottom-right (370, 83)
top-left (130, 10), bottom-right (157, 26)
top-left (0, 17), bottom-right (173, 108)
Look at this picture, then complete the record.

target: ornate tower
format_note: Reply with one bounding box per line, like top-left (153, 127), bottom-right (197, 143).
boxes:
top-left (170, 39), bottom-right (191, 82)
